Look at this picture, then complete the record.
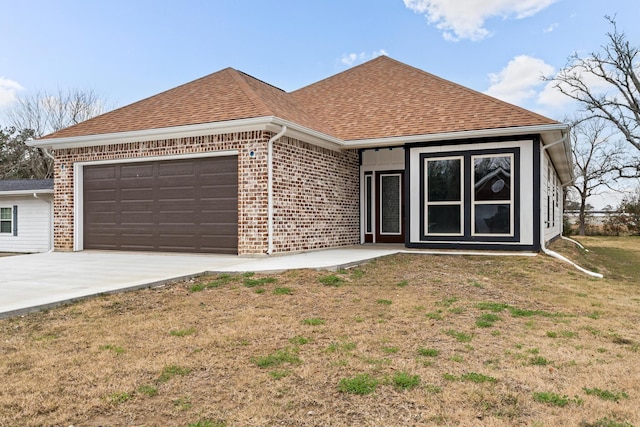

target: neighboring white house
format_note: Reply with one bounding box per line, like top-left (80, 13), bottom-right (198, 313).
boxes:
top-left (0, 179), bottom-right (54, 253)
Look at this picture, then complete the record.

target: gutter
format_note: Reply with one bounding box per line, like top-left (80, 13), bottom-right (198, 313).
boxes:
top-left (540, 135), bottom-right (602, 278)
top-left (267, 125), bottom-right (287, 255)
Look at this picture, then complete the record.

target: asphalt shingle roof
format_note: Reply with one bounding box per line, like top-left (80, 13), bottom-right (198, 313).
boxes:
top-left (0, 179), bottom-right (54, 192)
top-left (42, 56), bottom-right (558, 142)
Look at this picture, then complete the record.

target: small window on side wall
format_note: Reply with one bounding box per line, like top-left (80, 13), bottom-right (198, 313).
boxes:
top-left (0, 207), bottom-right (12, 234)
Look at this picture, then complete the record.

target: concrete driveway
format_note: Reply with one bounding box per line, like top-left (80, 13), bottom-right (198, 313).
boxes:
top-left (0, 248), bottom-right (401, 319)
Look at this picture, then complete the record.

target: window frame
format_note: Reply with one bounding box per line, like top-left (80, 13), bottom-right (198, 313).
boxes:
top-left (471, 153), bottom-right (515, 237)
top-left (0, 207), bottom-right (13, 234)
top-left (419, 148), bottom-right (520, 242)
top-left (423, 156), bottom-right (464, 237)
top-left (378, 172), bottom-right (403, 236)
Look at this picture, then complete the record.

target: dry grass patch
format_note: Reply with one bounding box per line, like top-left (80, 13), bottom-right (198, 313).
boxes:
top-left (1, 237), bottom-right (639, 426)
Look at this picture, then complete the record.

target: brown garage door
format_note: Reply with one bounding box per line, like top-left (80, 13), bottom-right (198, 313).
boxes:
top-left (83, 156), bottom-right (238, 254)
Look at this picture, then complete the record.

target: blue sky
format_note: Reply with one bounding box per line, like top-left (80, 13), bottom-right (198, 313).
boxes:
top-left (1, 0), bottom-right (639, 205)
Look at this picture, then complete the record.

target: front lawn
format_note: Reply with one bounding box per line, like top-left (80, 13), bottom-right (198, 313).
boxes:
top-left (1, 237), bottom-right (639, 426)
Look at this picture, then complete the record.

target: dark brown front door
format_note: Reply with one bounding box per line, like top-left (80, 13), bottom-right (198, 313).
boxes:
top-left (83, 156), bottom-right (238, 254)
top-left (374, 171), bottom-right (405, 243)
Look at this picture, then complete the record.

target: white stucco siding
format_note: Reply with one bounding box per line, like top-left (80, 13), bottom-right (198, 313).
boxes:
top-left (408, 139), bottom-right (535, 247)
top-left (0, 195), bottom-right (53, 253)
top-left (542, 151), bottom-right (563, 243)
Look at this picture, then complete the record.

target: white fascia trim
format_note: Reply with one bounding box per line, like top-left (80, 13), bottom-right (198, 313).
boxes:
top-left (0, 189), bottom-right (54, 196)
top-left (342, 123), bottom-right (570, 149)
top-left (28, 116), bottom-right (345, 151)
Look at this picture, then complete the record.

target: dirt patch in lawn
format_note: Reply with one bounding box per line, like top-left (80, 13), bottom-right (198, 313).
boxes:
top-left (1, 237), bottom-right (639, 426)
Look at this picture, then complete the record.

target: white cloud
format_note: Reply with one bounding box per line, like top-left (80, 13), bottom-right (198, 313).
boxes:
top-left (403, 0), bottom-right (557, 41)
top-left (543, 22), bottom-right (559, 33)
top-left (485, 55), bottom-right (555, 105)
top-left (340, 49), bottom-right (388, 67)
top-left (0, 77), bottom-right (23, 107)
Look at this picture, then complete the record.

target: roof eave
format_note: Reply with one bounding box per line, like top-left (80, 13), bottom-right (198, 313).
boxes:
top-left (0, 189), bottom-right (54, 196)
top-left (341, 123), bottom-right (570, 148)
top-left (27, 116), bottom-right (345, 152)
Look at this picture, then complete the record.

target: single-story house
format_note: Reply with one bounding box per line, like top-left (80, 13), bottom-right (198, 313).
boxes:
top-left (29, 56), bottom-right (572, 255)
top-left (0, 179), bottom-right (54, 253)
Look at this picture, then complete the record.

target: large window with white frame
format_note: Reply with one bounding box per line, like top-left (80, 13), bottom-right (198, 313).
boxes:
top-left (424, 157), bottom-right (463, 235)
top-left (472, 154), bottom-right (514, 236)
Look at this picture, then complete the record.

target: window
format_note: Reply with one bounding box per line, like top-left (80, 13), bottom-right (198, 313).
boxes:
top-left (472, 155), bottom-right (513, 235)
top-left (0, 207), bottom-right (12, 234)
top-left (421, 148), bottom-right (519, 242)
top-left (380, 173), bottom-right (402, 235)
top-left (424, 157), bottom-right (463, 235)
top-left (365, 174), bottom-right (373, 234)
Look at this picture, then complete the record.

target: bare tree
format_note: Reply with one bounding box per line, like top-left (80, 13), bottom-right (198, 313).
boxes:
top-left (551, 17), bottom-right (640, 177)
top-left (569, 116), bottom-right (629, 235)
top-left (5, 87), bottom-right (105, 138)
top-left (2, 87), bottom-right (106, 178)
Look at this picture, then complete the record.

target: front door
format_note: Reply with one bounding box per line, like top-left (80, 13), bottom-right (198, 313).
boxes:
top-left (365, 171), bottom-right (404, 243)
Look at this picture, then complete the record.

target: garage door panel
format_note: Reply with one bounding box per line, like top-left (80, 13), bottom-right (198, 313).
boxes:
top-left (84, 156), bottom-right (238, 253)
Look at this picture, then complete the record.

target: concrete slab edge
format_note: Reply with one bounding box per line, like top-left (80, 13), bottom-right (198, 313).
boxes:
top-left (0, 272), bottom-right (207, 320)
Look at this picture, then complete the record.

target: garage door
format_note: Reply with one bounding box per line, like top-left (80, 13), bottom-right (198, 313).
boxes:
top-left (83, 156), bottom-right (238, 254)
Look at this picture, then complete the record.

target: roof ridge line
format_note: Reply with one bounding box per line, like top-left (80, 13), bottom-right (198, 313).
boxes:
top-left (228, 69), bottom-right (276, 117)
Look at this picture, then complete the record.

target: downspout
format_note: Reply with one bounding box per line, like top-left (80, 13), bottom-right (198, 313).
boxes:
top-left (540, 134), bottom-right (602, 278)
top-left (267, 125), bottom-right (287, 255)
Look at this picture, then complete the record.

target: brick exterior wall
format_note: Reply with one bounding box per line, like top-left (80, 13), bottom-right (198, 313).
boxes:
top-left (271, 136), bottom-right (360, 253)
top-left (51, 130), bottom-right (360, 255)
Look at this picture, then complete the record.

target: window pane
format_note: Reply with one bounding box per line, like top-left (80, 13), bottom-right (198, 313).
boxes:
top-left (475, 204), bottom-right (510, 234)
top-left (365, 176), bottom-right (372, 233)
top-left (0, 221), bottom-right (10, 233)
top-left (381, 175), bottom-right (400, 234)
top-left (427, 205), bottom-right (461, 234)
top-left (474, 156), bottom-right (511, 201)
top-left (427, 159), bottom-right (461, 202)
top-left (0, 208), bottom-right (11, 220)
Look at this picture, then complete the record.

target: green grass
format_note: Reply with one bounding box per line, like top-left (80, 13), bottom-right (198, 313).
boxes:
top-left (109, 392), bottom-right (131, 404)
top-left (395, 280), bottom-right (409, 287)
top-left (251, 349), bottom-right (301, 368)
top-left (269, 370), bottom-right (290, 380)
top-left (137, 385), bottom-right (158, 397)
top-left (188, 419), bottom-right (226, 427)
top-left (244, 277), bottom-right (277, 287)
top-left (579, 418), bottom-right (634, 427)
top-left (381, 346), bottom-right (399, 354)
top-left (425, 311), bottom-right (443, 320)
top-left (532, 391), bottom-right (582, 407)
top-left (417, 347), bottom-right (440, 357)
top-left (158, 365), bottom-right (192, 383)
top-left (302, 317), bottom-right (325, 326)
top-left (288, 336), bottom-right (310, 345)
top-left (460, 372), bottom-right (497, 383)
top-left (319, 274), bottom-right (344, 287)
top-left (392, 371), bottom-right (420, 390)
top-left (98, 344), bottom-right (125, 355)
top-left (476, 313), bottom-right (500, 328)
top-left (445, 329), bottom-right (473, 342)
top-left (170, 327), bottom-right (196, 337)
top-left (529, 355), bottom-right (551, 366)
top-left (338, 374), bottom-right (379, 395)
top-left (377, 299), bottom-right (392, 305)
top-left (272, 287), bottom-right (293, 295)
top-left (582, 387), bottom-right (629, 402)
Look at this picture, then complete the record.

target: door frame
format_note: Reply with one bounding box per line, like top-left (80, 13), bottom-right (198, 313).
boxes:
top-left (363, 169), bottom-right (405, 243)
